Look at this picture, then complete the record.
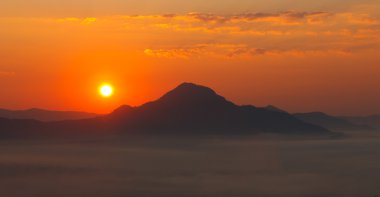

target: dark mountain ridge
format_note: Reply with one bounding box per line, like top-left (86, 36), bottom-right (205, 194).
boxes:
top-left (294, 112), bottom-right (375, 132)
top-left (264, 105), bottom-right (288, 114)
top-left (0, 83), bottom-right (333, 138)
top-left (0, 108), bottom-right (99, 122)
top-left (108, 83), bottom-right (331, 135)
top-left (340, 115), bottom-right (380, 130)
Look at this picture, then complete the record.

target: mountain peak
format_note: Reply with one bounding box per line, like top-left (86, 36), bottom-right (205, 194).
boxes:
top-left (174, 82), bottom-right (217, 94)
top-left (157, 82), bottom-right (229, 105)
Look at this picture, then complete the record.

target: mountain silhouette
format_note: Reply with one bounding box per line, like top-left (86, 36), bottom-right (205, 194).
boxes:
top-left (265, 105), bottom-right (288, 114)
top-left (0, 83), bottom-right (333, 138)
top-left (0, 108), bottom-right (99, 122)
top-left (340, 115), bottom-right (380, 130)
top-left (294, 112), bottom-right (374, 132)
top-left (108, 83), bottom-right (331, 135)
top-left (0, 117), bottom-right (44, 138)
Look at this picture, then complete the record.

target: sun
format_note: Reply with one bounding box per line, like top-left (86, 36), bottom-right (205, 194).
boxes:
top-left (99, 84), bottom-right (113, 97)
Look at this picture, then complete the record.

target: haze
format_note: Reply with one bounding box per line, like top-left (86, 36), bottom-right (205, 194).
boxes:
top-left (1, 135), bottom-right (380, 197)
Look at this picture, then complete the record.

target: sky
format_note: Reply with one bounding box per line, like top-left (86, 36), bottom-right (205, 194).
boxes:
top-left (0, 0), bottom-right (379, 115)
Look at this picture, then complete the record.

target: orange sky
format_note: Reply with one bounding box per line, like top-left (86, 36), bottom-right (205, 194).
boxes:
top-left (0, 0), bottom-right (379, 115)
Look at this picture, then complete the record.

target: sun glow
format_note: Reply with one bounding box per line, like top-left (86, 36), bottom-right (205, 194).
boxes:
top-left (99, 84), bottom-right (113, 97)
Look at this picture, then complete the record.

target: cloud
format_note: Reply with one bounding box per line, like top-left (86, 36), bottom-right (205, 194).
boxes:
top-left (82, 17), bottom-right (97, 24)
top-left (4, 10), bottom-right (379, 30)
top-left (58, 17), bottom-right (97, 24)
top-left (1, 10), bottom-right (378, 60)
top-left (342, 13), bottom-right (380, 25)
top-left (119, 12), bottom-right (380, 44)
top-left (144, 44), bottom-right (351, 59)
top-left (226, 47), bottom-right (269, 57)
top-left (125, 11), bottom-right (334, 26)
top-left (144, 47), bottom-right (204, 59)
top-left (197, 11), bottom-right (335, 25)
top-left (133, 11), bottom-right (379, 58)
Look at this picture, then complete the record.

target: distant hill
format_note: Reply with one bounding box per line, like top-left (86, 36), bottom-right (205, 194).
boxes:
top-left (0, 117), bottom-right (43, 138)
top-left (0, 108), bottom-right (99, 122)
top-left (264, 105), bottom-right (288, 114)
top-left (108, 83), bottom-right (331, 135)
top-left (340, 115), bottom-right (380, 130)
top-left (0, 83), bottom-right (334, 138)
top-left (294, 112), bottom-right (374, 132)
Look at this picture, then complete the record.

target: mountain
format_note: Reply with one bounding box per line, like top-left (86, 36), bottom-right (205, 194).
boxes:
top-left (0, 83), bottom-right (333, 138)
top-left (0, 117), bottom-right (113, 138)
top-left (0, 108), bottom-right (99, 122)
top-left (265, 105), bottom-right (288, 114)
top-left (294, 112), bottom-right (374, 132)
top-left (108, 83), bottom-right (331, 135)
top-left (340, 115), bottom-right (380, 130)
top-left (0, 117), bottom-right (44, 138)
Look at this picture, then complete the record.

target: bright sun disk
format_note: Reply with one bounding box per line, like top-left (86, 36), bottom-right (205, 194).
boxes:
top-left (99, 84), bottom-right (113, 97)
